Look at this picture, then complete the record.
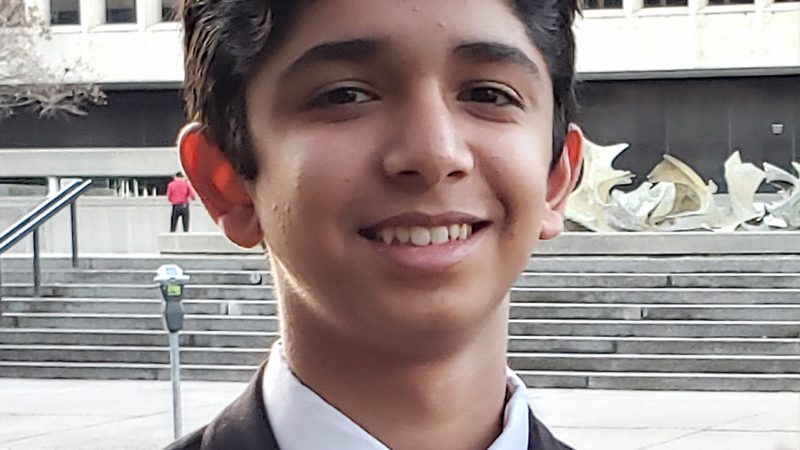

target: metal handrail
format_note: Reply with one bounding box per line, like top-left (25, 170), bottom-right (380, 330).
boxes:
top-left (0, 179), bottom-right (93, 308)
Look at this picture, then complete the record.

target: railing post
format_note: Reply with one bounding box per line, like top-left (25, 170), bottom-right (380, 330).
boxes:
top-left (70, 202), bottom-right (79, 268)
top-left (32, 227), bottom-right (41, 298)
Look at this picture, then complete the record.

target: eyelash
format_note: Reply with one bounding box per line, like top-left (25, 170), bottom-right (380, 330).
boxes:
top-left (457, 85), bottom-right (523, 109)
top-left (308, 87), bottom-right (376, 108)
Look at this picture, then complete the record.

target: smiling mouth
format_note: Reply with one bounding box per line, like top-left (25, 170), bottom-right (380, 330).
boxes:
top-left (358, 221), bottom-right (491, 246)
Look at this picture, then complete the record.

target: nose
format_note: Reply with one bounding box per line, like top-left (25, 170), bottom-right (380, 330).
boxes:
top-left (381, 89), bottom-right (474, 189)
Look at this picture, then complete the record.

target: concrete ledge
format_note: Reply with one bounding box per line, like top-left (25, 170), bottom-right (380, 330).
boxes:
top-left (538, 231), bottom-right (800, 255)
top-left (158, 231), bottom-right (800, 255)
top-left (158, 232), bottom-right (262, 255)
top-left (0, 148), bottom-right (180, 177)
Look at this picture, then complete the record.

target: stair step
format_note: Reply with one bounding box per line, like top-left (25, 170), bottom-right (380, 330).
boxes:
top-left (0, 284), bottom-right (277, 300)
top-left (1, 330), bottom-right (796, 355)
top-left (516, 273), bottom-right (800, 288)
top-left (0, 361), bottom-right (258, 382)
top-left (0, 345), bottom-right (267, 365)
top-left (3, 254), bottom-right (798, 273)
top-left (517, 370), bottom-right (800, 392)
top-left (509, 336), bottom-right (800, 355)
top-left (508, 319), bottom-right (800, 338)
top-left (510, 288), bottom-right (800, 304)
top-left (508, 353), bottom-right (800, 373)
top-left (0, 270), bottom-right (268, 286)
top-left (0, 329), bottom-right (279, 347)
top-left (1, 298), bottom-right (279, 315)
top-left (6, 298), bottom-right (799, 321)
top-left (4, 285), bottom-right (799, 303)
top-left (523, 255), bottom-right (800, 273)
top-left (0, 361), bottom-right (797, 390)
top-left (0, 313), bottom-right (280, 332)
top-left (510, 303), bottom-right (800, 321)
top-left (2, 345), bottom-right (797, 373)
top-left (5, 270), bottom-right (797, 287)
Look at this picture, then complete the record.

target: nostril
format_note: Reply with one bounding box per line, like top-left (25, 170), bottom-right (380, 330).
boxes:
top-left (447, 170), bottom-right (466, 178)
top-left (398, 170), bottom-right (418, 177)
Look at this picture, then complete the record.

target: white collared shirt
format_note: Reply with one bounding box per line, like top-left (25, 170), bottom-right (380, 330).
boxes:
top-left (262, 341), bottom-right (530, 450)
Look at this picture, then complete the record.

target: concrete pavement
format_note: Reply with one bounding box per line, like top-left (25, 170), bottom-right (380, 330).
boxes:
top-left (0, 378), bottom-right (797, 450)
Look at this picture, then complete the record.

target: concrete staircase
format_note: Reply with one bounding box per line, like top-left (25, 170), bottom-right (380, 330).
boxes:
top-left (1, 246), bottom-right (799, 391)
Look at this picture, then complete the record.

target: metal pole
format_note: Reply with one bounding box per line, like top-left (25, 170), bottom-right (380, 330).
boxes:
top-left (70, 202), bottom-right (79, 268)
top-left (32, 228), bottom-right (41, 298)
top-left (168, 332), bottom-right (182, 439)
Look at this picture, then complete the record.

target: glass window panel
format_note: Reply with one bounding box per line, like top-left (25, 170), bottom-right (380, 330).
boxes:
top-left (581, 0), bottom-right (623, 8)
top-left (161, 0), bottom-right (178, 21)
top-left (644, 0), bottom-right (688, 6)
top-left (50, 0), bottom-right (79, 25)
top-left (106, 0), bottom-right (136, 23)
top-left (707, 0), bottom-right (753, 3)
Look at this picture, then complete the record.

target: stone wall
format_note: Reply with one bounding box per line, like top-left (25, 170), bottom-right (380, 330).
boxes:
top-left (0, 197), bottom-right (217, 254)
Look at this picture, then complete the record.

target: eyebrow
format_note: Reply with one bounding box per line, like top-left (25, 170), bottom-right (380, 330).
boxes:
top-left (281, 38), bottom-right (385, 80)
top-left (452, 41), bottom-right (540, 76)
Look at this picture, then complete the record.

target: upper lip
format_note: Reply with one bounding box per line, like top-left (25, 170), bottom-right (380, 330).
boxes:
top-left (362, 211), bottom-right (487, 232)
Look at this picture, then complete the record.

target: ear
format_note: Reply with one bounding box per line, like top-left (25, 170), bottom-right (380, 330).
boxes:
top-left (539, 124), bottom-right (583, 241)
top-left (178, 123), bottom-right (264, 248)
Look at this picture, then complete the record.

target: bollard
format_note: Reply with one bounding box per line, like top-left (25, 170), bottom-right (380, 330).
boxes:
top-left (154, 264), bottom-right (190, 440)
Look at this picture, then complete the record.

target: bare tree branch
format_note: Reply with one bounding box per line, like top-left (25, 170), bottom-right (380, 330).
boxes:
top-left (0, 0), bottom-right (106, 121)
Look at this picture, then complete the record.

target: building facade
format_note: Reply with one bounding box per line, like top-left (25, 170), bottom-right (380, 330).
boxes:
top-left (1, 0), bottom-right (799, 192)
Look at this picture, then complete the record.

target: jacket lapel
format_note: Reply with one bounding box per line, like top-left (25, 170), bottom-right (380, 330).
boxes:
top-left (528, 409), bottom-right (575, 450)
top-left (200, 360), bottom-right (279, 450)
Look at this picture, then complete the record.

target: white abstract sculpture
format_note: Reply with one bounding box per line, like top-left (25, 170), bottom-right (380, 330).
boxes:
top-left (715, 151), bottom-right (767, 231)
top-left (764, 162), bottom-right (800, 228)
top-left (645, 155), bottom-right (721, 231)
top-left (606, 182), bottom-right (675, 231)
top-left (565, 137), bottom-right (634, 232)
top-left (564, 134), bottom-right (799, 232)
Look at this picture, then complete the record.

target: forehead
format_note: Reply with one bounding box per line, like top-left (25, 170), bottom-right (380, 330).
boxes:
top-left (264, 0), bottom-right (543, 72)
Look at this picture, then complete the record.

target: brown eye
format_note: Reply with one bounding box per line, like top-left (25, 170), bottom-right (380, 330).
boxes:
top-left (310, 87), bottom-right (375, 107)
top-left (458, 86), bottom-right (521, 108)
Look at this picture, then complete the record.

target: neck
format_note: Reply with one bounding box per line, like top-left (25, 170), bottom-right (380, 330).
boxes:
top-left (281, 292), bottom-right (510, 450)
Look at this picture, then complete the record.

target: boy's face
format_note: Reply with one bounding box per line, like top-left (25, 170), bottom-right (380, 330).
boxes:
top-left (240, 0), bottom-right (574, 342)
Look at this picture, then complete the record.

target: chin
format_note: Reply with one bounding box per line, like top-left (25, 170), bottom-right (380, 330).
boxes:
top-left (362, 282), bottom-right (509, 344)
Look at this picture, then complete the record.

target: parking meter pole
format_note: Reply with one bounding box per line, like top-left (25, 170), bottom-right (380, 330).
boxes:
top-left (169, 331), bottom-right (182, 439)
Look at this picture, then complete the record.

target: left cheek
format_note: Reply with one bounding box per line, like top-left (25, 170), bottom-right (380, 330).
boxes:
top-left (479, 138), bottom-right (549, 229)
top-left (291, 139), bottom-right (365, 238)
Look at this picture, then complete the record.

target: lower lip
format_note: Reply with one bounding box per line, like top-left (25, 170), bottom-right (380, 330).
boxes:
top-left (366, 227), bottom-right (488, 273)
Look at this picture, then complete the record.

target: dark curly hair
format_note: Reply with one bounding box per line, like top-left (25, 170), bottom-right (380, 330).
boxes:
top-left (182, 0), bottom-right (580, 179)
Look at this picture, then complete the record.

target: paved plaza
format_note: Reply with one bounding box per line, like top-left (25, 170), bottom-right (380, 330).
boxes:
top-left (0, 378), bottom-right (797, 450)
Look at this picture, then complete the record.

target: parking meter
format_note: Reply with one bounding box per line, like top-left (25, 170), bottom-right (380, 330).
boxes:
top-left (154, 264), bottom-right (190, 440)
top-left (155, 264), bottom-right (189, 332)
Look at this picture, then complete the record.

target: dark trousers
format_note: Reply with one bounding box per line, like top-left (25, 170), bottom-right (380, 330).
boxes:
top-left (170, 204), bottom-right (190, 232)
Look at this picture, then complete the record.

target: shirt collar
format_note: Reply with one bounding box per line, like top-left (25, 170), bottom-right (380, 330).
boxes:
top-left (262, 341), bottom-right (529, 450)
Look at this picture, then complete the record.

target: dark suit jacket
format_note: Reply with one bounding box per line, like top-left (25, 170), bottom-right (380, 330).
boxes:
top-left (165, 362), bottom-right (575, 450)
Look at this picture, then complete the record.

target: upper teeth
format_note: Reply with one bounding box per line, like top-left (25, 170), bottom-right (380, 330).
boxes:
top-left (378, 224), bottom-right (473, 246)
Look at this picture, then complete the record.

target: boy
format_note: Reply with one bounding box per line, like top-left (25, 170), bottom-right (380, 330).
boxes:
top-left (168, 0), bottom-right (583, 449)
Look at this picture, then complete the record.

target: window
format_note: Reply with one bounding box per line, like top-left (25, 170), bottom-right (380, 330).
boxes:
top-left (50, 0), bottom-right (79, 25)
top-left (644, 0), bottom-right (688, 6)
top-left (106, 0), bottom-right (136, 23)
top-left (707, 0), bottom-right (753, 4)
top-left (581, 0), bottom-right (623, 8)
top-left (161, 0), bottom-right (178, 21)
